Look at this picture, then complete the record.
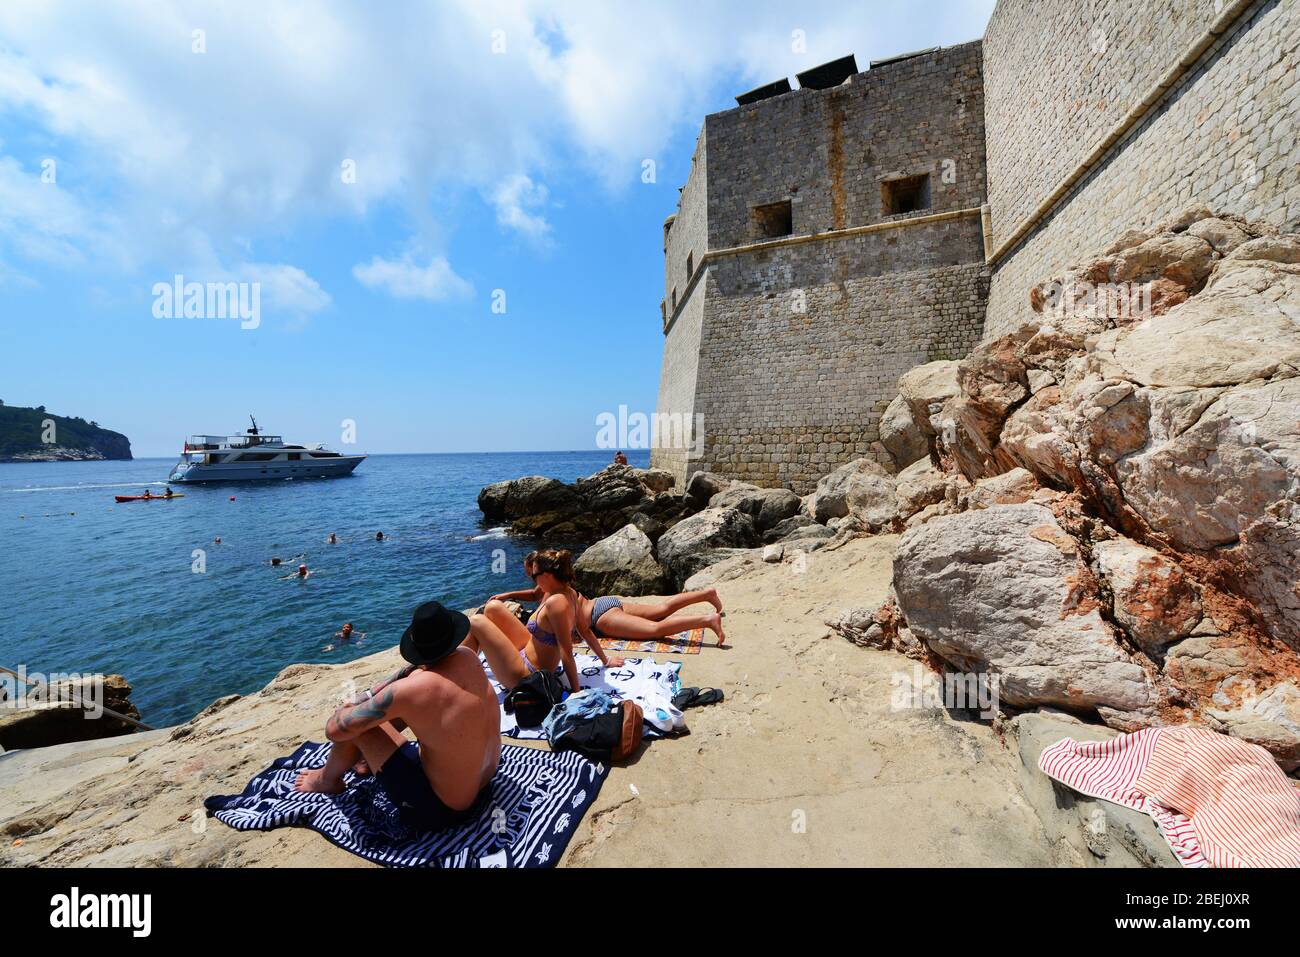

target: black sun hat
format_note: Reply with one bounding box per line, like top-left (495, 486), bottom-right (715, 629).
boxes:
top-left (399, 601), bottom-right (471, 666)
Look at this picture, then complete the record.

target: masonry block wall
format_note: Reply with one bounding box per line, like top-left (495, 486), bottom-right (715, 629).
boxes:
top-left (983, 0), bottom-right (1299, 336)
top-left (654, 131), bottom-right (710, 483)
top-left (652, 42), bottom-right (989, 492)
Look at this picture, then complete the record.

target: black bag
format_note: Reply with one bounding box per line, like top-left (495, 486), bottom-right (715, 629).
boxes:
top-left (503, 670), bottom-right (564, 728)
top-left (553, 700), bottom-right (644, 762)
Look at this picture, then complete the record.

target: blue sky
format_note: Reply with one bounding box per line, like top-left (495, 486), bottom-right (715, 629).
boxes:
top-left (0, 0), bottom-right (995, 457)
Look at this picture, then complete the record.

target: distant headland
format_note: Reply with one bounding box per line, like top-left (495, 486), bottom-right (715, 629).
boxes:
top-left (0, 402), bottom-right (132, 462)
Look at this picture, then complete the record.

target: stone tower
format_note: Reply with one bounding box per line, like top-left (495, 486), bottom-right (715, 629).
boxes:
top-left (651, 43), bottom-right (990, 492)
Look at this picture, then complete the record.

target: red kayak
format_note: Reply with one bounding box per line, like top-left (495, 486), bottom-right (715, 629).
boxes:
top-left (114, 494), bottom-right (185, 502)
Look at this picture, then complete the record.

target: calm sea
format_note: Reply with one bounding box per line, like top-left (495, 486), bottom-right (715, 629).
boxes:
top-left (0, 450), bottom-right (648, 727)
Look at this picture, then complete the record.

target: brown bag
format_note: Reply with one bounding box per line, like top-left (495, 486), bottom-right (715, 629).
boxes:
top-left (611, 700), bottom-right (644, 761)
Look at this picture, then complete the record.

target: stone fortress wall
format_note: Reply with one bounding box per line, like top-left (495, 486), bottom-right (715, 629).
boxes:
top-left (983, 0), bottom-right (1299, 336)
top-left (653, 0), bottom-right (1298, 491)
top-left (654, 42), bottom-right (988, 491)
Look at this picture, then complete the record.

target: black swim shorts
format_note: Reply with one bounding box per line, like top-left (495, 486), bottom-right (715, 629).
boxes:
top-left (376, 741), bottom-right (481, 832)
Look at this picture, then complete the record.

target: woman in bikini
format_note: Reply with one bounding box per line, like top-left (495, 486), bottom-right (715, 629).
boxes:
top-left (489, 550), bottom-right (728, 648)
top-left (465, 549), bottom-right (597, 693)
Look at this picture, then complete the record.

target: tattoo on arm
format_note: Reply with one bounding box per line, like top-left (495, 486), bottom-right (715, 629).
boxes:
top-left (373, 665), bottom-right (415, 694)
top-left (327, 687), bottom-right (396, 740)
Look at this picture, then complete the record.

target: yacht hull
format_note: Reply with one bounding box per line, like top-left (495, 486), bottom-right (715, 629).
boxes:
top-left (168, 456), bottom-right (365, 483)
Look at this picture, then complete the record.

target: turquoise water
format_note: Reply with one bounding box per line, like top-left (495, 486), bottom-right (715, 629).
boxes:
top-left (0, 450), bottom-right (648, 727)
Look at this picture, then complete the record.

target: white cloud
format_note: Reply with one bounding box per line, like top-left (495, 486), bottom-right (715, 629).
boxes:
top-left (352, 253), bottom-right (473, 302)
top-left (240, 262), bottom-right (332, 317)
top-left (0, 0), bottom-right (997, 290)
top-left (490, 173), bottom-right (551, 242)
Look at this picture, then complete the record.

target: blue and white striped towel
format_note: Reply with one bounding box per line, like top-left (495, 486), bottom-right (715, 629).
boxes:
top-left (204, 741), bottom-right (608, 868)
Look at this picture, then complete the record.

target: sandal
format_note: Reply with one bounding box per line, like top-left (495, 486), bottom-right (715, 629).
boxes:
top-left (672, 687), bottom-right (725, 710)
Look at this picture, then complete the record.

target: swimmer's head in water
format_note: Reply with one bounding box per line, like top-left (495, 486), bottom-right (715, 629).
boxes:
top-left (529, 548), bottom-right (575, 586)
top-left (375, 531), bottom-right (384, 540)
top-left (298, 564), bottom-right (308, 576)
top-left (271, 557), bottom-right (282, 566)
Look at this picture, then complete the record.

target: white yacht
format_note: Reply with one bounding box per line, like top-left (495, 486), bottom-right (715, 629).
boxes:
top-left (167, 417), bottom-right (366, 483)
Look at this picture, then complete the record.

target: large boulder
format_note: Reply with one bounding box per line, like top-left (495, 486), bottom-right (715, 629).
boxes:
top-left (656, 507), bottom-right (759, 586)
top-left (574, 466), bottom-right (656, 514)
top-left (709, 483), bottom-right (801, 532)
top-left (892, 504), bottom-right (1152, 716)
top-left (897, 360), bottom-right (961, 439)
top-left (894, 458), bottom-right (949, 522)
top-left (879, 394), bottom-right (929, 471)
top-left (477, 475), bottom-right (580, 522)
top-left (0, 674), bottom-right (142, 751)
top-left (1207, 683), bottom-right (1300, 773)
top-left (806, 458), bottom-right (894, 526)
top-left (762, 513), bottom-right (820, 543)
top-left (478, 465), bottom-right (690, 544)
top-left (844, 463), bottom-right (898, 532)
top-left (1091, 537), bottom-right (1203, 659)
top-left (573, 524), bottom-right (671, 597)
top-left (628, 467), bottom-right (675, 494)
top-left (685, 470), bottom-right (733, 510)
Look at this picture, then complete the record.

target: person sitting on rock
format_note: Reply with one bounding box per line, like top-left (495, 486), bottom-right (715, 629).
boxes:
top-left (613, 450), bottom-right (628, 466)
top-left (465, 549), bottom-right (597, 690)
top-left (295, 601), bottom-right (501, 833)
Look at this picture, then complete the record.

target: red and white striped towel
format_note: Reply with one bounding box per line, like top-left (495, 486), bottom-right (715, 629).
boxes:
top-left (1039, 726), bottom-right (1300, 868)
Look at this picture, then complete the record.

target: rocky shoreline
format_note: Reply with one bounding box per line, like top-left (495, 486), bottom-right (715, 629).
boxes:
top-left (2, 208), bottom-right (1294, 867)
top-left (0, 675), bottom-right (143, 752)
top-left (485, 207), bottom-right (1300, 775)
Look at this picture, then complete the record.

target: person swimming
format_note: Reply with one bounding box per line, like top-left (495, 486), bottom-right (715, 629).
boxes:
top-left (324, 621), bottom-right (366, 652)
top-left (375, 531), bottom-right (385, 541)
top-left (327, 532), bottom-right (338, 544)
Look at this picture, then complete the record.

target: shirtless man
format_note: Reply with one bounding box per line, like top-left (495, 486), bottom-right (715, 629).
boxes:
top-left (295, 601), bottom-right (501, 831)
